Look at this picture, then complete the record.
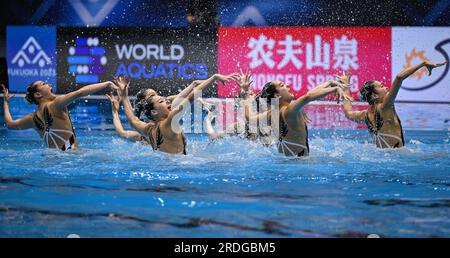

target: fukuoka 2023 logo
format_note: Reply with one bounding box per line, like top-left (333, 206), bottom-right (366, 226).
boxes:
top-left (9, 36), bottom-right (55, 77)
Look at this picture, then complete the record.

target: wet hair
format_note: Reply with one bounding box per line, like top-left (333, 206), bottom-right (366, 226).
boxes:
top-left (143, 96), bottom-right (156, 121)
top-left (25, 81), bottom-right (40, 104)
top-left (134, 89), bottom-right (156, 121)
top-left (255, 81), bottom-right (278, 112)
top-left (255, 81), bottom-right (310, 123)
top-left (359, 80), bottom-right (376, 105)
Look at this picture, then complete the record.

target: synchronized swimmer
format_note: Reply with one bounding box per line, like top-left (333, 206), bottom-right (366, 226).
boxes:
top-left (1, 60), bottom-right (446, 156)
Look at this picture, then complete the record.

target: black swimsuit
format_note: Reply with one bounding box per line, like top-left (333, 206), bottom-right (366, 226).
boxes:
top-left (32, 106), bottom-right (76, 151)
top-left (147, 123), bottom-right (187, 155)
top-left (365, 106), bottom-right (405, 148)
top-left (277, 113), bottom-right (309, 157)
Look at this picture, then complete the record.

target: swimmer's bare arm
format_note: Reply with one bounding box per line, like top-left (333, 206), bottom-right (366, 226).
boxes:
top-left (336, 72), bottom-right (366, 123)
top-left (2, 85), bottom-right (33, 130)
top-left (53, 81), bottom-right (118, 109)
top-left (171, 80), bottom-right (204, 108)
top-left (106, 90), bottom-right (143, 142)
top-left (203, 104), bottom-right (224, 140)
top-left (166, 73), bottom-right (239, 120)
top-left (116, 77), bottom-right (151, 135)
top-left (166, 95), bottom-right (176, 103)
top-left (343, 100), bottom-right (366, 123)
top-left (383, 60), bottom-right (447, 109)
top-left (237, 70), bottom-right (256, 122)
top-left (162, 73), bottom-right (239, 135)
top-left (285, 80), bottom-right (350, 118)
top-left (237, 69), bottom-right (253, 99)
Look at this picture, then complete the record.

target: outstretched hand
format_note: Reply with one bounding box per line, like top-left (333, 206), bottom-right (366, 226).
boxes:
top-left (198, 98), bottom-right (215, 112)
top-left (424, 61), bottom-right (447, 76)
top-left (114, 76), bottom-right (129, 97)
top-left (106, 89), bottom-right (120, 112)
top-left (1, 84), bottom-right (14, 102)
top-left (216, 73), bottom-right (240, 84)
top-left (238, 68), bottom-right (253, 92)
top-left (198, 98), bottom-right (215, 121)
top-left (336, 87), bottom-right (353, 104)
top-left (335, 71), bottom-right (351, 89)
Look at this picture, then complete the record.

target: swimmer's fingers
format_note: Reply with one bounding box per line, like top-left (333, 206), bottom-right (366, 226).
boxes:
top-left (204, 105), bottom-right (213, 113)
top-left (338, 82), bottom-right (350, 90)
top-left (202, 100), bottom-right (215, 112)
top-left (115, 78), bottom-right (128, 96)
top-left (6, 93), bottom-right (15, 101)
top-left (334, 76), bottom-right (343, 86)
top-left (425, 61), bottom-right (447, 76)
top-left (105, 93), bottom-right (113, 102)
top-left (343, 93), bottom-right (353, 102)
top-left (115, 88), bottom-right (121, 100)
top-left (328, 80), bottom-right (341, 87)
top-left (110, 82), bottom-right (120, 91)
top-left (334, 72), bottom-right (350, 85)
top-left (198, 98), bottom-right (209, 107)
top-left (114, 76), bottom-right (128, 89)
top-left (1, 85), bottom-right (13, 101)
top-left (107, 93), bottom-right (120, 111)
top-left (1, 84), bottom-right (7, 96)
top-left (337, 88), bottom-right (353, 103)
top-left (246, 71), bottom-right (252, 83)
top-left (230, 73), bottom-right (241, 83)
top-left (431, 61), bottom-right (447, 75)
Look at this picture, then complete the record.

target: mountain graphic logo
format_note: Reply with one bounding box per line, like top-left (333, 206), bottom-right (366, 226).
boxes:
top-left (11, 36), bottom-right (51, 68)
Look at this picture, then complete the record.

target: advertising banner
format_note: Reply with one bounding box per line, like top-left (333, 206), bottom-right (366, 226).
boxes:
top-left (57, 27), bottom-right (217, 96)
top-left (392, 27), bottom-right (450, 103)
top-left (218, 27), bottom-right (392, 100)
top-left (6, 26), bottom-right (57, 93)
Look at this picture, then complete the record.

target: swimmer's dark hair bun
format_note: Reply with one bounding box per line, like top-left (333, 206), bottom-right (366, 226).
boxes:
top-left (24, 94), bottom-right (34, 104)
top-left (359, 81), bottom-right (375, 104)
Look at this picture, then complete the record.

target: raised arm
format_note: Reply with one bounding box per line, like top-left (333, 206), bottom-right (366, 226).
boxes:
top-left (198, 98), bottom-right (223, 140)
top-left (237, 69), bottom-right (253, 100)
top-left (53, 81), bottom-right (118, 109)
top-left (106, 90), bottom-right (143, 142)
top-left (116, 77), bottom-right (150, 135)
top-left (285, 80), bottom-right (350, 117)
top-left (168, 73), bottom-right (239, 120)
top-left (171, 80), bottom-right (204, 109)
top-left (336, 72), bottom-right (366, 123)
top-left (2, 85), bottom-right (34, 130)
top-left (163, 73), bottom-right (239, 135)
top-left (383, 60), bottom-right (447, 109)
top-left (342, 98), bottom-right (366, 123)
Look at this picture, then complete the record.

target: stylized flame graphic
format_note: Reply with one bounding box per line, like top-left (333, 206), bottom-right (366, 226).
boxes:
top-left (404, 48), bottom-right (429, 80)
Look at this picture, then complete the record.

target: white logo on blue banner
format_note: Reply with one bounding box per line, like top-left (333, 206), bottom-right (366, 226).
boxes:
top-left (7, 26), bottom-right (57, 93)
top-left (392, 27), bottom-right (450, 102)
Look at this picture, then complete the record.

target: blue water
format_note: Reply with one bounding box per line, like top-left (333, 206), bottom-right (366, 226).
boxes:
top-left (0, 128), bottom-right (449, 237)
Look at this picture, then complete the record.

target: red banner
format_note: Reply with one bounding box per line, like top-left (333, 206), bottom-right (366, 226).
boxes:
top-left (218, 27), bottom-right (392, 99)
